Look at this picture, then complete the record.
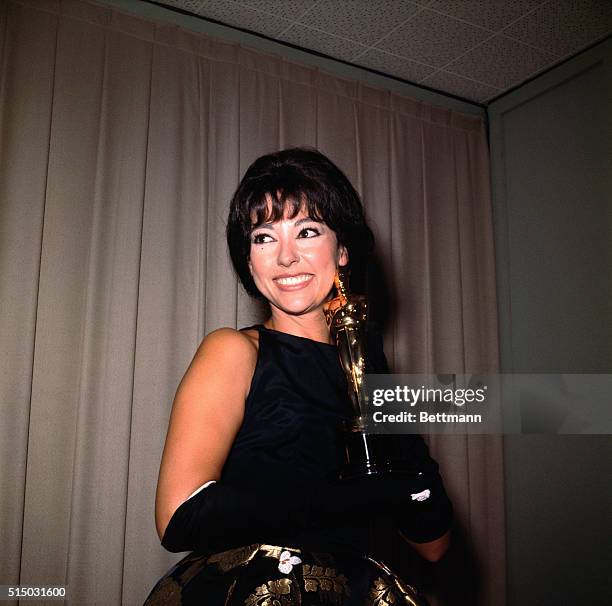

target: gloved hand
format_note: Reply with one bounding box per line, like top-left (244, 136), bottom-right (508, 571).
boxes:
top-left (325, 475), bottom-right (453, 545)
top-left (161, 466), bottom-right (450, 554)
top-left (395, 474), bottom-right (453, 544)
top-left (314, 467), bottom-right (450, 525)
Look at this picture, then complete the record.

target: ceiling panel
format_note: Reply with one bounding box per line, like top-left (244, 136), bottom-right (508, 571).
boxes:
top-left (356, 47), bottom-right (435, 82)
top-left (296, 0), bottom-right (422, 48)
top-left (420, 69), bottom-right (502, 103)
top-left (194, 0), bottom-right (294, 37)
top-left (504, 0), bottom-right (612, 57)
top-left (427, 0), bottom-right (546, 32)
top-left (237, 0), bottom-right (318, 22)
top-left (445, 33), bottom-right (556, 90)
top-left (154, 0), bottom-right (612, 105)
top-left (373, 8), bottom-right (492, 68)
top-left (278, 23), bottom-right (369, 62)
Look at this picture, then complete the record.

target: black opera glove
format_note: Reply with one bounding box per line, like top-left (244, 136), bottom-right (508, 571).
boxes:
top-left (382, 437), bottom-right (453, 543)
top-left (323, 465), bottom-right (452, 538)
top-left (322, 467), bottom-right (453, 543)
top-left (159, 478), bottom-right (398, 554)
top-left (161, 482), bottom-right (312, 553)
top-left (350, 434), bottom-right (453, 544)
top-left (394, 470), bottom-right (453, 544)
top-left (159, 480), bottom-right (382, 553)
top-left (161, 471), bottom-right (451, 554)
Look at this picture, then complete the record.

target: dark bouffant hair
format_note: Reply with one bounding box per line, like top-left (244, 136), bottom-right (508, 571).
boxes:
top-left (226, 147), bottom-right (374, 299)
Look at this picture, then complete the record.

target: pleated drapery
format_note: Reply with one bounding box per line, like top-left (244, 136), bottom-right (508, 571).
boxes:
top-left (0, 1), bottom-right (504, 604)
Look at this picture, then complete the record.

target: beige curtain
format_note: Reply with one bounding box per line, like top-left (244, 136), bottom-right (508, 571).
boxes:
top-left (0, 1), bottom-right (504, 604)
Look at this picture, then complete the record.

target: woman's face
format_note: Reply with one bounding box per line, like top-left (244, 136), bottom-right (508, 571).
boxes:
top-left (248, 199), bottom-right (348, 318)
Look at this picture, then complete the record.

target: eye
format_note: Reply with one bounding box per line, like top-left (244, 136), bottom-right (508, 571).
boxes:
top-left (298, 226), bottom-right (321, 238)
top-left (252, 232), bottom-right (274, 244)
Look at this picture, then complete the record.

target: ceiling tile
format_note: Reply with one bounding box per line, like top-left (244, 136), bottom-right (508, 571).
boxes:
top-left (297, 0), bottom-right (422, 47)
top-left (236, 0), bottom-right (319, 23)
top-left (428, 0), bottom-right (545, 32)
top-left (150, 0), bottom-right (612, 104)
top-left (503, 0), bottom-right (612, 58)
top-left (421, 69), bottom-right (502, 103)
top-left (195, 0), bottom-right (293, 37)
top-left (278, 24), bottom-right (370, 62)
top-left (159, 0), bottom-right (205, 11)
top-left (356, 48), bottom-right (435, 82)
top-left (375, 8), bottom-right (491, 68)
top-left (445, 34), bottom-right (555, 89)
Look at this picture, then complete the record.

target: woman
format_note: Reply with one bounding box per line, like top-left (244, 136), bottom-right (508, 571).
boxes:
top-left (145, 148), bottom-right (452, 605)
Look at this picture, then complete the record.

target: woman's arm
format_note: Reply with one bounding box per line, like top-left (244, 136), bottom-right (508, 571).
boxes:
top-left (154, 328), bottom-right (257, 540)
top-left (402, 530), bottom-right (451, 562)
top-left (388, 435), bottom-right (453, 562)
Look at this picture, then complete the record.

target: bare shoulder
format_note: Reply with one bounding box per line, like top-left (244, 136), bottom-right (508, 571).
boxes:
top-left (170, 327), bottom-right (259, 419)
top-left (196, 326), bottom-right (258, 358)
top-left (188, 327), bottom-right (258, 390)
top-left (235, 326), bottom-right (260, 351)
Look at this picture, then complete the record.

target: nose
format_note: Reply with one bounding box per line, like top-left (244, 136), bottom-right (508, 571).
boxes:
top-left (277, 236), bottom-right (299, 267)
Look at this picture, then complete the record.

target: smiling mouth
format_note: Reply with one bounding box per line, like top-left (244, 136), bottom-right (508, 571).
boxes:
top-left (274, 274), bottom-right (313, 286)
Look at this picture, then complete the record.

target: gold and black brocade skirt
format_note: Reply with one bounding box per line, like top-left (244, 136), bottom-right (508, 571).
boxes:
top-left (144, 544), bottom-right (428, 606)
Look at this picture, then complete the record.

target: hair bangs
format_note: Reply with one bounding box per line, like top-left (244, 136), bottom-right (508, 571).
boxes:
top-left (246, 183), bottom-right (327, 231)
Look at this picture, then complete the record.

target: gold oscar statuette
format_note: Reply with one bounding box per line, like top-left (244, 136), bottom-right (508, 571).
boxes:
top-left (324, 268), bottom-right (429, 481)
top-left (324, 269), bottom-right (435, 606)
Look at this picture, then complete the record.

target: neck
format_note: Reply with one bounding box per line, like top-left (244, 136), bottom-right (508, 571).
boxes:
top-left (265, 309), bottom-right (333, 345)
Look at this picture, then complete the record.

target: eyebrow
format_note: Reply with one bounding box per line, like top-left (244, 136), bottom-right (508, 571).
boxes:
top-left (251, 217), bottom-right (321, 231)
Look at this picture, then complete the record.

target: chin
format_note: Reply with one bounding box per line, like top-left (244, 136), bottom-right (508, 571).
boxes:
top-left (274, 296), bottom-right (319, 315)
top-left (279, 302), bottom-right (315, 316)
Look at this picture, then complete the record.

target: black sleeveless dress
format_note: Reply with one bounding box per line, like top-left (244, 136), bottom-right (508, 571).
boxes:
top-left (144, 325), bottom-right (429, 606)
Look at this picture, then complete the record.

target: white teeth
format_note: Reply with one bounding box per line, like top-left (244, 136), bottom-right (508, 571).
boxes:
top-left (275, 274), bottom-right (312, 285)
